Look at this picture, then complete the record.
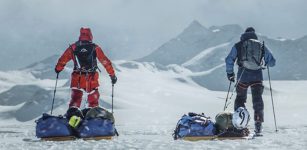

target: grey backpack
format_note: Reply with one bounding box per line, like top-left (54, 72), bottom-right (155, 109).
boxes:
top-left (215, 112), bottom-right (234, 131)
top-left (237, 39), bottom-right (264, 70)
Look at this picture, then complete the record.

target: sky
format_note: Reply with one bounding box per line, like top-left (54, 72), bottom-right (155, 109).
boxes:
top-left (0, 0), bottom-right (306, 70)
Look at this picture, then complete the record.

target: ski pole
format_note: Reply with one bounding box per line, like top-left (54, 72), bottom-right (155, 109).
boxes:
top-left (267, 66), bottom-right (278, 132)
top-left (111, 84), bottom-right (114, 114)
top-left (51, 73), bottom-right (59, 115)
top-left (224, 68), bottom-right (246, 110)
top-left (111, 84), bottom-right (119, 136)
top-left (229, 68), bottom-right (245, 100)
top-left (223, 81), bottom-right (232, 111)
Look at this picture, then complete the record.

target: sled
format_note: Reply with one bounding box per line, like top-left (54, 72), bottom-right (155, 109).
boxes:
top-left (41, 136), bottom-right (76, 141)
top-left (183, 133), bottom-right (255, 141)
top-left (40, 136), bottom-right (114, 141)
top-left (82, 136), bottom-right (113, 141)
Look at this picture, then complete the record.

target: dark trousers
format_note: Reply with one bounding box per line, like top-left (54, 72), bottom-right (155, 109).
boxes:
top-left (234, 81), bottom-right (264, 122)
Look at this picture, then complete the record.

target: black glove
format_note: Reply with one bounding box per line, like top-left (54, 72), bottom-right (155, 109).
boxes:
top-left (227, 72), bottom-right (235, 82)
top-left (110, 75), bottom-right (117, 84)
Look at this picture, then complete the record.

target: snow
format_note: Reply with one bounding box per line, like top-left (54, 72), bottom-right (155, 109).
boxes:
top-left (182, 42), bottom-right (230, 67)
top-left (275, 37), bottom-right (288, 41)
top-left (0, 71), bottom-right (67, 92)
top-left (212, 29), bottom-right (220, 33)
top-left (0, 61), bottom-right (307, 149)
top-left (0, 103), bottom-right (25, 114)
top-left (189, 64), bottom-right (225, 77)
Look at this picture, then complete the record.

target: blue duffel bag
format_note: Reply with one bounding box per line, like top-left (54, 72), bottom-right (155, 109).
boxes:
top-left (77, 106), bottom-right (117, 138)
top-left (173, 112), bottom-right (216, 140)
top-left (77, 118), bottom-right (116, 138)
top-left (35, 113), bottom-right (73, 138)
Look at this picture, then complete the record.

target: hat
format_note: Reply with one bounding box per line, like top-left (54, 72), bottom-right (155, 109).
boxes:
top-left (245, 27), bottom-right (255, 33)
top-left (79, 27), bottom-right (93, 42)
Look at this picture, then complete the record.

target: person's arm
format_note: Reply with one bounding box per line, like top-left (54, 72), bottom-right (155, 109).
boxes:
top-left (55, 45), bottom-right (74, 72)
top-left (264, 45), bottom-right (276, 67)
top-left (96, 45), bottom-right (115, 76)
top-left (225, 46), bottom-right (237, 74)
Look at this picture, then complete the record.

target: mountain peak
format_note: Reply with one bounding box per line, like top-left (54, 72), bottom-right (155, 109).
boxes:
top-left (180, 20), bottom-right (210, 37)
top-left (189, 20), bottom-right (204, 28)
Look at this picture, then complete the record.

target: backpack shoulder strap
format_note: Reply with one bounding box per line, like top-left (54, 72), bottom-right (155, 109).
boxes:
top-left (261, 41), bottom-right (265, 59)
top-left (235, 41), bottom-right (243, 66)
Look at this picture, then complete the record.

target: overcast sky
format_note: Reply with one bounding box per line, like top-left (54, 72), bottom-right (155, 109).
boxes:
top-left (0, 0), bottom-right (306, 70)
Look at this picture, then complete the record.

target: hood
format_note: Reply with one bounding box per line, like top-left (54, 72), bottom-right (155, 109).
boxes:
top-left (79, 27), bottom-right (93, 42)
top-left (240, 32), bottom-right (258, 41)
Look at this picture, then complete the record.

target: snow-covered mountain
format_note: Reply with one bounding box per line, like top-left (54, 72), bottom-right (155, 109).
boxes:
top-left (22, 55), bottom-right (72, 80)
top-left (139, 20), bottom-right (307, 91)
top-left (139, 21), bottom-right (241, 66)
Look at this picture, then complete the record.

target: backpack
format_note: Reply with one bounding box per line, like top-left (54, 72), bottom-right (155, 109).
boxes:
top-left (215, 112), bottom-right (233, 132)
top-left (85, 106), bottom-right (115, 123)
top-left (236, 39), bottom-right (264, 70)
top-left (73, 41), bottom-right (98, 72)
top-left (173, 112), bottom-right (216, 140)
top-left (215, 112), bottom-right (250, 137)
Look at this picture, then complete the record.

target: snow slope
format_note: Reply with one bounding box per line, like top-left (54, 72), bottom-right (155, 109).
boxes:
top-left (0, 61), bottom-right (307, 149)
top-left (182, 42), bottom-right (230, 67)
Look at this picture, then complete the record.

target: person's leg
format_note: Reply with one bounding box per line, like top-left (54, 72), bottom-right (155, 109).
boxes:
top-left (69, 89), bottom-right (83, 108)
top-left (87, 89), bottom-right (100, 107)
top-left (251, 82), bottom-right (264, 134)
top-left (234, 82), bottom-right (248, 111)
top-left (251, 82), bottom-right (264, 122)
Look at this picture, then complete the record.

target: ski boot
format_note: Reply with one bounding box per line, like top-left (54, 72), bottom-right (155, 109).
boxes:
top-left (254, 122), bottom-right (263, 136)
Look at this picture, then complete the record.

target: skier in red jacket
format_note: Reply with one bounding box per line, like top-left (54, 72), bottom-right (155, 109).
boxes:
top-left (55, 27), bottom-right (117, 108)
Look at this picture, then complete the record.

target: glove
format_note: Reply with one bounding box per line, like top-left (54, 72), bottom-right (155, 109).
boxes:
top-left (110, 75), bottom-right (117, 84)
top-left (55, 65), bottom-right (64, 74)
top-left (227, 72), bottom-right (235, 82)
top-left (55, 67), bottom-right (62, 74)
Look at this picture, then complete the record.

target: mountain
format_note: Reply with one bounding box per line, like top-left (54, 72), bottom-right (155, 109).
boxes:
top-left (0, 85), bottom-right (46, 106)
top-left (14, 87), bottom-right (64, 122)
top-left (138, 21), bottom-right (307, 91)
top-left (259, 36), bottom-right (307, 80)
top-left (138, 20), bottom-right (242, 65)
top-left (22, 55), bottom-right (72, 79)
top-left (0, 84), bottom-right (66, 122)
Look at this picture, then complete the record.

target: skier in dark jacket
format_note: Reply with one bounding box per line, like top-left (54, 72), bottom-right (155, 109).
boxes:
top-left (225, 27), bottom-right (276, 135)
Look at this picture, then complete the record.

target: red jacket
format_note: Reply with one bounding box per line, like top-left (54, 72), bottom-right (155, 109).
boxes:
top-left (56, 28), bottom-right (115, 91)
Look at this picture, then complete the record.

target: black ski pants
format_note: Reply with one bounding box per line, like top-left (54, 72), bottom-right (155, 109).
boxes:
top-left (234, 81), bottom-right (264, 122)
